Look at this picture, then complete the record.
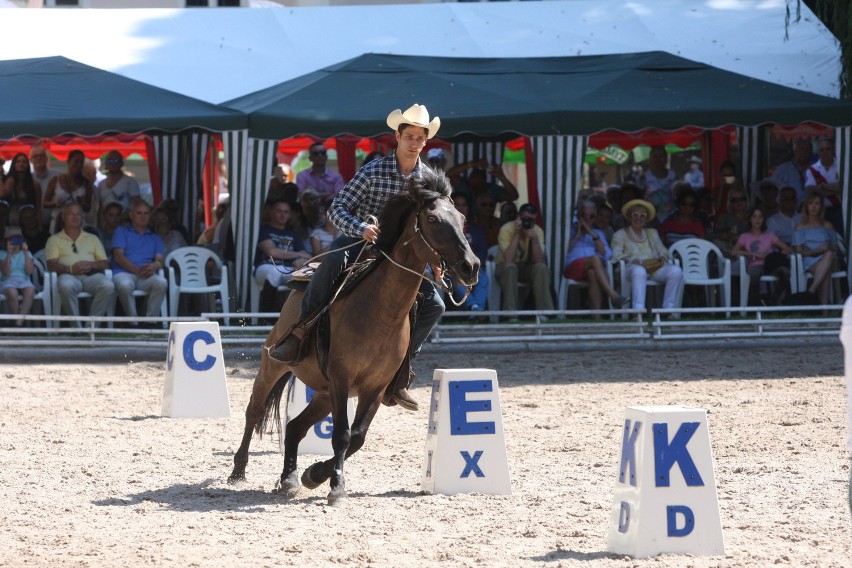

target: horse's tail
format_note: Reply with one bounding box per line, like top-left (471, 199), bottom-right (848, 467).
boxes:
top-left (253, 371), bottom-right (293, 440)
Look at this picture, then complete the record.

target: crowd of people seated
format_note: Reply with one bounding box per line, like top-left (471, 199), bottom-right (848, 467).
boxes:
top-left (562, 137), bottom-right (845, 314)
top-left (1, 136), bottom-right (845, 327)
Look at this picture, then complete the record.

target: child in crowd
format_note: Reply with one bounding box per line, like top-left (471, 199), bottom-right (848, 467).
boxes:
top-left (0, 226), bottom-right (35, 326)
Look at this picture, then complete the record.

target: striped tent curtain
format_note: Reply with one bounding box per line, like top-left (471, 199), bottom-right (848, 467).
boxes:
top-left (223, 130), bottom-right (278, 309)
top-left (150, 131), bottom-right (210, 238)
top-left (530, 135), bottom-right (588, 294)
top-left (737, 126), bottom-right (766, 191)
top-left (451, 141), bottom-right (505, 178)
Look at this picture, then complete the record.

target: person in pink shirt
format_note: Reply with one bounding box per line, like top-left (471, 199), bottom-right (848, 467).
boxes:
top-left (732, 207), bottom-right (791, 305)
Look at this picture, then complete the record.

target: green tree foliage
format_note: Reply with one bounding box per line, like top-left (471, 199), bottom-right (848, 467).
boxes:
top-left (789, 1), bottom-right (851, 99)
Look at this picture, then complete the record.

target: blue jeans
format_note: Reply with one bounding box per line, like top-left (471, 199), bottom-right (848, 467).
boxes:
top-left (299, 234), bottom-right (444, 357)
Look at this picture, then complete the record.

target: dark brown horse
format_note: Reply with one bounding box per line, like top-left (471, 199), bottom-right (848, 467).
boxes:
top-left (228, 168), bottom-right (479, 505)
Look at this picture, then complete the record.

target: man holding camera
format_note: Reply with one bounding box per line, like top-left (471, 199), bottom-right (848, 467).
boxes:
top-left (495, 202), bottom-right (554, 317)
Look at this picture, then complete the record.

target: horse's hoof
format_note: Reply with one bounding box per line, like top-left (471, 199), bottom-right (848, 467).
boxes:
top-left (227, 472), bottom-right (245, 485)
top-left (300, 464), bottom-right (324, 490)
top-left (275, 472), bottom-right (300, 498)
top-left (327, 488), bottom-right (347, 507)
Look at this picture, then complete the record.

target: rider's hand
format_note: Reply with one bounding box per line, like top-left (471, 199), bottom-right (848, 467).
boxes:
top-left (363, 225), bottom-right (380, 243)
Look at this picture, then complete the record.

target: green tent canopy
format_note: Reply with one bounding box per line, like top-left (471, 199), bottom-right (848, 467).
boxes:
top-left (0, 56), bottom-right (246, 138)
top-left (225, 51), bottom-right (852, 140)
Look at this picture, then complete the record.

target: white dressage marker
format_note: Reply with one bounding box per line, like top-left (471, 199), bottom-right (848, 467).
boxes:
top-left (279, 374), bottom-right (355, 456)
top-left (162, 322), bottom-right (230, 418)
top-left (422, 368), bottom-right (511, 496)
top-left (607, 406), bottom-right (724, 559)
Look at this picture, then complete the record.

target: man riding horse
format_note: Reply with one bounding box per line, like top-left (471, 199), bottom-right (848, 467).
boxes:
top-left (271, 103), bottom-right (444, 411)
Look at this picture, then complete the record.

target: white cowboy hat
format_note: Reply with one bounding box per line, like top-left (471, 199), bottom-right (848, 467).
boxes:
top-left (386, 104), bottom-right (441, 139)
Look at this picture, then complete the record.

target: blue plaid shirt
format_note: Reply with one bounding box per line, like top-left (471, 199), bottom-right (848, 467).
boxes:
top-left (329, 153), bottom-right (428, 238)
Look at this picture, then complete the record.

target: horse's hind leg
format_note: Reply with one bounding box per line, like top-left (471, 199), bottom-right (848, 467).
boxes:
top-left (228, 357), bottom-right (288, 484)
top-left (276, 394), bottom-right (332, 498)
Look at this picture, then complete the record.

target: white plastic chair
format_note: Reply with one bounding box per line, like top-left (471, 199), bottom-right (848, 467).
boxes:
top-left (668, 238), bottom-right (731, 317)
top-left (249, 274), bottom-right (288, 325)
top-left (738, 255), bottom-right (797, 313)
top-left (792, 253), bottom-right (848, 304)
top-left (165, 246), bottom-right (229, 325)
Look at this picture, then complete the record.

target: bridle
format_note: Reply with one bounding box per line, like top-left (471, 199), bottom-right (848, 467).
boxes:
top-left (380, 202), bottom-right (472, 307)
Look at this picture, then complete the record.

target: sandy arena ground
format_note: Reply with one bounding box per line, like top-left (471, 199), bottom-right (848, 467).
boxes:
top-left (0, 341), bottom-right (850, 567)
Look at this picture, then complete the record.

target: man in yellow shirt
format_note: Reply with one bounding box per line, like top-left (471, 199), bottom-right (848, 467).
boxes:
top-left (45, 202), bottom-right (115, 324)
top-left (496, 203), bottom-right (554, 316)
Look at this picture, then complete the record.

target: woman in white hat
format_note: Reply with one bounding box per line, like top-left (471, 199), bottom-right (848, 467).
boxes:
top-left (271, 103), bottom-right (441, 412)
top-left (611, 199), bottom-right (683, 314)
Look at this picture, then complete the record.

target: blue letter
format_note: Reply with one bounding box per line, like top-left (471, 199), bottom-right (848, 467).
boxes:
top-left (619, 420), bottom-right (641, 486)
top-left (666, 505), bottom-right (695, 537)
top-left (183, 330), bottom-right (216, 372)
top-left (314, 417), bottom-right (333, 439)
top-left (449, 380), bottom-right (495, 436)
top-left (653, 422), bottom-right (704, 487)
top-left (618, 501), bottom-right (631, 533)
top-left (460, 450), bottom-right (485, 477)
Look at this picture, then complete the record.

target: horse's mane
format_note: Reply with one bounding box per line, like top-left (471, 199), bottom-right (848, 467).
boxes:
top-left (374, 166), bottom-right (452, 253)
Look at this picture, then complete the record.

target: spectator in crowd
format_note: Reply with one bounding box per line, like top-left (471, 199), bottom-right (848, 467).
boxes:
top-left (110, 198), bottom-right (168, 325)
top-left (448, 159), bottom-right (519, 205)
top-left (197, 201), bottom-right (230, 246)
top-left (151, 206), bottom-right (188, 258)
top-left (659, 188), bottom-right (706, 247)
top-left (18, 204), bottom-right (48, 254)
top-left (296, 188), bottom-right (324, 252)
top-left (498, 201), bottom-right (518, 227)
top-left (696, 187), bottom-right (716, 232)
top-left (683, 155), bottom-right (704, 188)
top-left (265, 181), bottom-right (299, 217)
top-left (772, 138), bottom-right (812, 203)
top-left (611, 199), bottom-right (683, 315)
top-left (97, 202), bottom-right (124, 262)
top-left (733, 206), bottom-right (791, 306)
top-left (472, 193), bottom-right (501, 248)
top-left (45, 202), bottom-right (115, 324)
top-left (593, 203), bottom-right (615, 243)
top-left (29, 144), bottom-right (59, 227)
top-left (612, 183), bottom-right (642, 231)
top-left (0, 200), bottom-right (8, 242)
top-left (804, 137), bottom-right (843, 234)
top-left (254, 199), bottom-right (311, 315)
top-left (309, 213), bottom-right (339, 256)
top-left (714, 160), bottom-right (742, 216)
top-left (496, 203), bottom-right (554, 318)
top-left (563, 200), bottom-right (628, 314)
top-left (713, 188), bottom-right (750, 257)
top-left (753, 178), bottom-right (780, 218)
top-left (156, 199), bottom-right (190, 244)
top-left (97, 150), bottom-right (140, 213)
top-left (81, 159), bottom-right (103, 228)
top-left (1, 153), bottom-right (42, 227)
top-left (793, 193), bottom-right (839, 306)
top-left (1, 226), bottom-right (35, 326)
top-left (641, 145), bottom-right (677, 222)
top-left (426, 148), bottom-right (447, 172)
top-left (451, 192), bottom-right (489, 313)
top-left (295, 142), bottom-right (345, 204)
top-left (767, 186), bottom-right (802, 246)
top-left (43, 150), bottom-right (94, 234)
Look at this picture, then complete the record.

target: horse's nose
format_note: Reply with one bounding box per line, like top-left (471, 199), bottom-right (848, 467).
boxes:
top-left (455, 258), bottom-right (479, 285)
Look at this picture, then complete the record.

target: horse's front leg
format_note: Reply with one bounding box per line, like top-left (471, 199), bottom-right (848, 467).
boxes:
top-left (277, 393), bottom-right (332, 498)
top-left (229, 365), bottom-right (276, 484)
top-left (326, 391), bottom-right (352, 507)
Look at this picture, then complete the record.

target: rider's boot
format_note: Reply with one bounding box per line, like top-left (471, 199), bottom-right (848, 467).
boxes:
top-left (269, 325), bottom-right (305, 364)
top-left (390, 369), bottom-right (418, 411)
